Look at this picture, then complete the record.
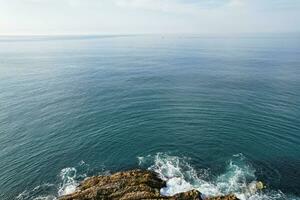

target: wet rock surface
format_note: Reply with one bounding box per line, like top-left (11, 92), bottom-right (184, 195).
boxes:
top-left (59, 169), bottom-right (239, 200)
top-left (206, 194), bottom-right (240, 200)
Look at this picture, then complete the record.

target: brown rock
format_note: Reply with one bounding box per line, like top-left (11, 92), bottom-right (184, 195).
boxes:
top-left (206, 194), bottom-right (239, 200)
top-left (59, 169), bottom-right (238, 200)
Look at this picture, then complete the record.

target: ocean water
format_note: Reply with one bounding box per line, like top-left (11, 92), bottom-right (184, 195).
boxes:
top-left (0, 35), bottom-right (300, 200)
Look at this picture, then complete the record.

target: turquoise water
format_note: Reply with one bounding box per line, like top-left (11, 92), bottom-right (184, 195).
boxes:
top-left (0, 35), bottom-right (300, 200)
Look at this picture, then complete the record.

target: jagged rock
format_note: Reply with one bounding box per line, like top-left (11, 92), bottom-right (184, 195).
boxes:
top-left (171, 190), bottom-right (201, 200)
top-left (206, 194), bottom-right (240, 200)
top-left (59, 169), bottom-right (239, 200)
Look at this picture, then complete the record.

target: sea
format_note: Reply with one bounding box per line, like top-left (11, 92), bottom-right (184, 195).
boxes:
top-left (0, 34), bottom-right (299, 200)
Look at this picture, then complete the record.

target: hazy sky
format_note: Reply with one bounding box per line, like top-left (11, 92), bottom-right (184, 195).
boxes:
top-left (0, 0), bottom-right (300, 35)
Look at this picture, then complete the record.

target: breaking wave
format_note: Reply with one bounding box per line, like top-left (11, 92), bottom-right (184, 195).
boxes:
top-left (16, 154), bottom-right (299, 200)
top-left (138, 153), bottom-right (300, 200)
top-left (57, 167), bottom-right (79, 196)
top-left (16, 161), bottom-right (91, 200)
top-left (16, 183), bottom-right (57, 200)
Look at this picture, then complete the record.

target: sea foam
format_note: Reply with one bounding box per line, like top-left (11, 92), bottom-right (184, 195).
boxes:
top-left (138, 153), bottom-right (299, 200)
top-left (17, 155), bottom-right (299, 200)
top-left (16, 161), bottom-right (90, 200)
top-left (57, 167), bottom-right (79, 196)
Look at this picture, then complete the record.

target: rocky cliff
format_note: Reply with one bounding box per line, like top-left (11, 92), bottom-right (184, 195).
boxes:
top-left (59, 169), bottom-right (239, 200)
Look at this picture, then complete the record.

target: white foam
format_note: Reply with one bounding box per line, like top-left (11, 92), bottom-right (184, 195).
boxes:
top-left (58, 167), bottom-right (79, 196)
top-left (16, 161), bottom-right (91, 199)
top-left (160, 177), bottom-right (193, 196)
top-left (16, 190), bottom-right (29, 200)
top-left (16, 156), bottom-right (300, 200)
top-left (139, 152), bottom-right (299, 200)
top-left (16, 183), bottom-right (57, 200)
top-left (33, 195), bottom-right (57, 200)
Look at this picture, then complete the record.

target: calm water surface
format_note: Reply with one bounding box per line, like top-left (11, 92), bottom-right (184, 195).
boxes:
top-left (0, 35), bottom-right (300, 200)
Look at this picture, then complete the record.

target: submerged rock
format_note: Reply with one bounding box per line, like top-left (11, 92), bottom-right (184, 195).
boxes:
top-left (59, 169), bottom-right (239, 200)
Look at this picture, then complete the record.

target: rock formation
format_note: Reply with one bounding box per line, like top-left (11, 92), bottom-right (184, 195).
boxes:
top-left (59, 169), bottom-right (239, 200)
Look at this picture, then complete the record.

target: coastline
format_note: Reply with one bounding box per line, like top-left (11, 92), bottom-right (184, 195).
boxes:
top-left (59, 169), bottom-right (239, 200)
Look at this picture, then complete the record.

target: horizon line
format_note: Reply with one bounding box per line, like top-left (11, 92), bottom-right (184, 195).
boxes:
top-left (1, 31), bottom-right (300, 37)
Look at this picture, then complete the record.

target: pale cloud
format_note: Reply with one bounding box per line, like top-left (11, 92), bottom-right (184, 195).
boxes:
top-left (113, 0), bottom-right (243, 14)
top-left (0, 0), bottom-right (299, 35)
top-left (227, 0), bottom-right (244, 7)
top-left (114, 0), bottom-right (198, 14)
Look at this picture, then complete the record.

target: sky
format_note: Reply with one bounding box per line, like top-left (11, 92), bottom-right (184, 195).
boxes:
top-left (0, 0), bottom-right (300, 35)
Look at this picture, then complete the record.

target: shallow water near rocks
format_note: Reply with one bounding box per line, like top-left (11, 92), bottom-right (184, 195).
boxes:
top-left (0, 35), bottom-right (300, 200)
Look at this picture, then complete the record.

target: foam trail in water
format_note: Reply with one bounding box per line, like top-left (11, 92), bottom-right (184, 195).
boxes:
top-left (138, 153), bottom-right (299, 200)
top-left (16, 183), bottom-right (57, 200)
top-left (16, 161), bottom-right (90, 200)
top-left (58, 167), bottom-right (79, 196)
top-left (58, 160), bottom-right (93, 196)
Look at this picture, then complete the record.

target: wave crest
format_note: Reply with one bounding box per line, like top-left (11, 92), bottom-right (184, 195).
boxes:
top-left (138, 152), bottom-right (298, 200)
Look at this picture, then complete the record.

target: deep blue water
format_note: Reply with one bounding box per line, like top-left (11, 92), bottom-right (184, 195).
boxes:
top-left (0, 35), bottom-right (300, 200)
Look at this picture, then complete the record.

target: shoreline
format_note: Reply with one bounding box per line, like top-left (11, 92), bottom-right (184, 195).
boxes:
top-left (59, 169), bottom-right (239, 200)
